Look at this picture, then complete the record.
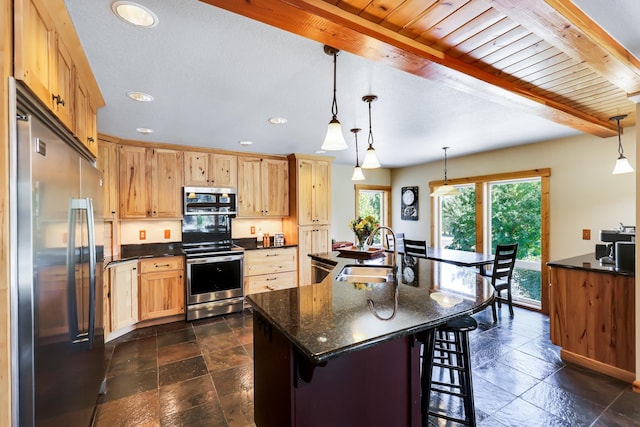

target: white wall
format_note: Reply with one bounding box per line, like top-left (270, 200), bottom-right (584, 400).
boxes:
top-left (390, 127), bottom-right (636, 260)
top-left (331, 164), bottom-right (391, 244)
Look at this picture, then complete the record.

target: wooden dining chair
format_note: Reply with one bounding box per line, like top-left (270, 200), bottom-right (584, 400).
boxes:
top-left (488, 243), bottom-right (519, 322)
top-left (386, 232), bottom-right (405, 252)
top-left (404, 239), bottom-right (427, 258)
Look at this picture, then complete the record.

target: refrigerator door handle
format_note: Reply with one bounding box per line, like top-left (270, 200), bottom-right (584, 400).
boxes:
top-left (67, 198), bottom-right (96, 348)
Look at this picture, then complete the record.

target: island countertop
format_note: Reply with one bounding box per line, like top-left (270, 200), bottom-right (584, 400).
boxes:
top-left (246, 251), bottom-right (493, 364)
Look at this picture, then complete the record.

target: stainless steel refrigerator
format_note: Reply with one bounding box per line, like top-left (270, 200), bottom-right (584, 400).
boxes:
top-left (10, 78), bottom-right (106, 426)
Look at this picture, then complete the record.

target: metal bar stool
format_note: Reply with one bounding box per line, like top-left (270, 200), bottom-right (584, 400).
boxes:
top-left (420, 315), bottom-right (477, 427)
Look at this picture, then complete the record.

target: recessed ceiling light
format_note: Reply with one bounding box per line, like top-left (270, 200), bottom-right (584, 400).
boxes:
top-left (127, 91), bottom-right (154, 102)
top-left (268, 117), bottom-right (287, 125)
top-left (238, 140), bottom-right (253, 146)
top-left (112, 1), bottom-right (158, 28)
top-left (136, 127), bottom-right (154, 134)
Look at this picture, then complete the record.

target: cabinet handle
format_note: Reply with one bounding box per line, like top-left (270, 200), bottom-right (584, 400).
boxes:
top-left (133, 267), bottom-right (137, 271)
top-left (266, 277), bottom-right (277, 281)
top-left (266, 254), bottom-right (279, 257)
top-left (88, 137), bottom-right (95, 143)
top-left (155, 263), bottom-right (171, 268)
top-left (266, 285), bottom-right (275, 290)
top-left (52, 94), bottom-right (65, 106)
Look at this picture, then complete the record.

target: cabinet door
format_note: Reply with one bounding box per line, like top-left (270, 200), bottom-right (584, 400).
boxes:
top-left (14, 0), bottom-right (55, 109)
top-left (86, 99), bottom-right (98, 156)
top-left (298, 225), bottom-right (330, 286)
top-left (238, 157), bottom-right (264, 217)
top-left (75, 78), bottom-right (89, 151)
top-left (98, 141), bottom-right (118, 219)
top-left (119, 145), bottom-right (149, 218)
top-left (297, 159), bottom-right (314, 225)
top-left (110, 261), bottom-right (138, 331)
top-left (262, 158), bottom-right (289, 217)
top-left (184, 151), bottom-right (210, 186)
top-left (139, 270), bottom-right (185, 320)
top-left (312, 160), bottom-right (330, 225)
top-left (54, 34), bottom-right (74, 131)
top-left (211, 153), bottom-right (238, 188)
top-left (150, 148), bottom-right (183, 218)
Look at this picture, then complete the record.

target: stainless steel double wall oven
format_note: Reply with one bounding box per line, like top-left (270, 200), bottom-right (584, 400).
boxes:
top-left (182, 187), bottom-right (244, 321)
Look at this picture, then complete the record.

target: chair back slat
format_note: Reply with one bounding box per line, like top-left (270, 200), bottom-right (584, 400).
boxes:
top-left (491, 243), bottom-right (518, 284)
top-left (387, 232), bottom-right (405, 251)
top-left (404, 239), bottom-right (427, 258)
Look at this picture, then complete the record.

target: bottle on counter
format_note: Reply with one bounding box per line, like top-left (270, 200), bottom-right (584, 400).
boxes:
top-left (263, 233), bottom-right (270, 248)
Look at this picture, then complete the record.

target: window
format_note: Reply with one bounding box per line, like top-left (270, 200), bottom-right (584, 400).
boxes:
top-left (355, 185), bottom-right (390, 245)
top-left (430, 169), bottom-right (550, 313)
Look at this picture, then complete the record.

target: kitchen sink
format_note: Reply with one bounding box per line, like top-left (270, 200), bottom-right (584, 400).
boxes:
top-left (335, 265), bottom-right (395, 283)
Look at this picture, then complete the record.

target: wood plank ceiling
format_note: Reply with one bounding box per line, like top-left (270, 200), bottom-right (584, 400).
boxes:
top-left (200, 0), bottom-right (639, 138)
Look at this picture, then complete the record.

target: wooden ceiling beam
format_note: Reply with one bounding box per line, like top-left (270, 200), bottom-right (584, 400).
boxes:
top-left (199, 0), bottom-right (619, 136)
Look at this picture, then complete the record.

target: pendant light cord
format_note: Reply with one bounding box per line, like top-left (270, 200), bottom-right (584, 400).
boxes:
top-left (331, 51), bottom-right (338, 120)
top-left (354, 131), bottom-right (361, 166)
top-left (443, 147), bottom-right (449, 184)
top-left (367, 99), bottom-right (374, 149)
top-left (616, 118), bottom-right (625, 158)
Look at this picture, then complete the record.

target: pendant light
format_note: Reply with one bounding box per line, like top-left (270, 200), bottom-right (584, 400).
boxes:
top-left (320, 46), bottom-right (348, 151)
top-left (610, 115), bottom-right (634, 174)
top-left (361, 95), bottom-right (381, 168)
top-left (351, 128), bottom-right (365, 181)
top-left (431, 147), bottom-right (460, 197)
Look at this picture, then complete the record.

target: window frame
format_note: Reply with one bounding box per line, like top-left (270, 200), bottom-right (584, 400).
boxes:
top-left (429, 168), bottom-right (550, 314)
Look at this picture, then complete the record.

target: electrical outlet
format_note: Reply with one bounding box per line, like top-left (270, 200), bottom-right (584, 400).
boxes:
top-left (164, 229), bottom-right (171, 239)
top-left (139, 230), bottom-right (146, 240)
top-left (250, 226), bottom-right (256, 235)
top-left (582, 229), bottom-right (591, 240)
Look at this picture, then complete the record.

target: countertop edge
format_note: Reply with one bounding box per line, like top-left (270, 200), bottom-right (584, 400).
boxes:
top-left (546, 253), bottom-right (634, 277)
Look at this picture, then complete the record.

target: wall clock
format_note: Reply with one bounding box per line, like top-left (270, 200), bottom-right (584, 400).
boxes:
top-left (401, 186), bottom-right (418, 221)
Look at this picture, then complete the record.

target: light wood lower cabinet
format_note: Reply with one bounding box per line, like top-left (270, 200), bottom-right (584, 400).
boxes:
top-left (549, 265), bottom-right (635, 382)
top-left (298, 226), bottom-right (330, 286)
top-left (244, 247), bottom-right (297, 294)
top-left (109, 259), bottom-right (138, 332)
top-left (138, 256), bottom-right (185, 320)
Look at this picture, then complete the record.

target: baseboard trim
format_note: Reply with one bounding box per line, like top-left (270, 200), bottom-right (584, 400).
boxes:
top-left (560, 349), bottom-right (635, 383)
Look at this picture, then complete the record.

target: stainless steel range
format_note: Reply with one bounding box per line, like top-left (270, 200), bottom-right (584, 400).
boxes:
top-left (182, 187), bottom-right (244, 321)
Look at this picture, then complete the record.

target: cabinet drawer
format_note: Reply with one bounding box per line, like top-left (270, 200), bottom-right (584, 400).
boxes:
top-left (139, 256), bottom-right (184, 274)
top-left (244, 247), bottom-right (297, 276)
top-left (245, 271), bottom-right (297, 294)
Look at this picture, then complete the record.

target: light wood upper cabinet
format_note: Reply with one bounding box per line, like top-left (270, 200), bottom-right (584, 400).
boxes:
top-left (118, 145), bottom-right (183, 219)
top-left (184, 151), bottom-right (237, 188)
top-left (98, 140), bottom-right (118, 219)
top-left (238, 156), bottom-right (289, 217)
top-left (119, 145), bottom-right (148, 219)
top-left (53, 34), bottom-right (74, 130)
top-left (297, 158), bottom-right (330, 226)
top-left (15, 0), bottom-right (55, 110)
top-left (150, 148), bottom-right (183, 218)
top-left (138, 257), bottom-right (185, 320)
top-left (15, 0), bottom-right (103, 157)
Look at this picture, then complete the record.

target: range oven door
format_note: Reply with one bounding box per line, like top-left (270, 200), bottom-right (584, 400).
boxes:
top-left (186, 253), bottom-right (244, 305)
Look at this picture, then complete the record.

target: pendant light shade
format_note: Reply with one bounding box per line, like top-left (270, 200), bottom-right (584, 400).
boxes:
top-left (321, 46), bottom-right (348, 151)
top-left (610, 115), bottom-right (634, 174)
top-left (431, 147), bottom-right (460, 197)
top-left (350, 128), bottom-right (365, 181)
top-left (361, 95), bottom-right (381, 169)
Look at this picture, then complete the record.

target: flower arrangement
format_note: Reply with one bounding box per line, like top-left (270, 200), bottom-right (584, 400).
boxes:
top-left (349, 215), bottom-right (378, 250)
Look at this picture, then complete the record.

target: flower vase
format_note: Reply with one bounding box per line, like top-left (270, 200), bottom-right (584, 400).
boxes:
top-left (356, 234), bottom-right (369, 251)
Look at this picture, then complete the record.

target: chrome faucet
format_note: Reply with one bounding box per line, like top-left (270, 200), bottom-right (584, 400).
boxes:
top-left (366, 226), bottom-right (398, 272)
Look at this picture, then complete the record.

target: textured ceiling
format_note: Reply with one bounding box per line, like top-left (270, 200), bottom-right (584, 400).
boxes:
top-left (64, 0), bottom-right (640, 167)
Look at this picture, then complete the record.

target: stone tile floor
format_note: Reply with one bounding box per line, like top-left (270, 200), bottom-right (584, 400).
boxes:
top-left (93, 306), bottom-right (640, 426)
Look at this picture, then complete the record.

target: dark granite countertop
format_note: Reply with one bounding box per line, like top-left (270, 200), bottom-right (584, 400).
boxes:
top-left (246, 251), bottom-right (493, 365)
top-left (547, 253), bottom-right (634, 277)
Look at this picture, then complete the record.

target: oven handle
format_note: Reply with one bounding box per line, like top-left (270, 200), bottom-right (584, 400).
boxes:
top-left (187, 254), bottom-right (244, 264)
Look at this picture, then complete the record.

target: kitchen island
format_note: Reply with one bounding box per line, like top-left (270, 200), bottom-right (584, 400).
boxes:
top-left (548, 253), bottom-right (635, 384)
top-left (246, 252), bottom-right (493, 427)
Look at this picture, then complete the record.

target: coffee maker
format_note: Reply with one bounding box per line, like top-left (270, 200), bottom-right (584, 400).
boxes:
top-left (596, 223), bottom-right (635, 269)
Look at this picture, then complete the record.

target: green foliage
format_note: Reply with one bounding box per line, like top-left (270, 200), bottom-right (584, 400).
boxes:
top-left (441, 186), bottom-right (476, 251)
top-left (358, 191), bottom-right (383, 244)
top-left (490, 181), bottom-right (541, 261)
